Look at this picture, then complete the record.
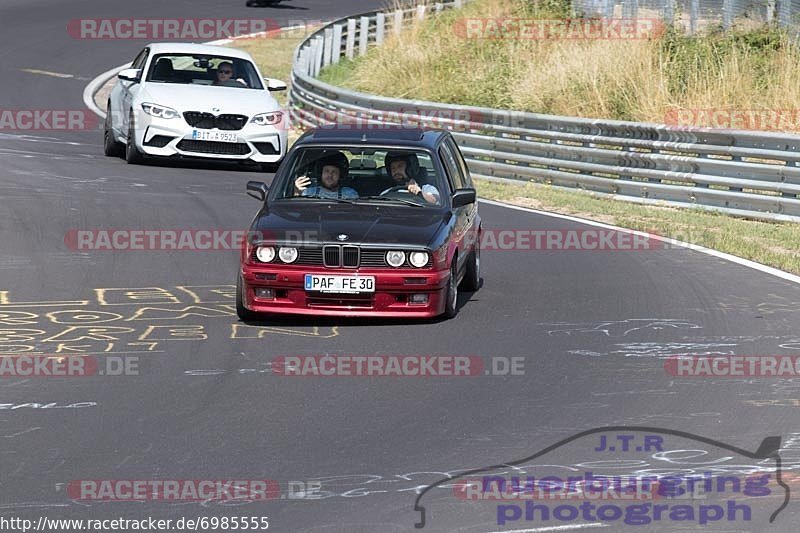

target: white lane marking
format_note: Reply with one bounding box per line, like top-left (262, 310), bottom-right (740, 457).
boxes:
top-left (20, 68), bottom-right (89, 80)
top-left (0, 427), bottom-right (41, 438)
top-left (485, 524), bottom-right (608, 533)
top-left (479, 198), bottom-right (800, 285)
top-left (82, 23), bottom-right (318, 119)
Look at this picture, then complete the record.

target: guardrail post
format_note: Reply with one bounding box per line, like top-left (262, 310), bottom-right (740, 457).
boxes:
top-left (604, 0), bottom-right (615, 18)
top-left (722, 0), bottom-right (733, 29)
top-left (416, 5), bottom-right (426, 21)
top-left (312, 36), bottom-right (324, 77)
top-left (435, 3), bottom-right (443, 13)
top-left (359, 16), bottom-right (370, 56)
top-left (690, 0), bottom-right (698, 34)
top-left (664, 0), bottom-right (674, 24)
top-left (766, 0), bottom-right (775, 22)
top-left (393, 10), bottom-right (403, 35)
top-left (376, 13), bottom-right (386, 45)
top-left (322, 27), bottom-right (333, 68)
top-left (298, 48), bottom-right (309, 76)
top-left (346, 19), bottom-right (356, 59)
top-left (332, 23), bottom-right (343, 64)
top-left (777, 0), bottom-right (791, 27)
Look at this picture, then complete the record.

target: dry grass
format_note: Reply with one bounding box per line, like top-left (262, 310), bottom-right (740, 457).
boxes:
top-left (320, 0), bottom-right (800, 130)
top-left (477, 178), bottom-right (800, 274)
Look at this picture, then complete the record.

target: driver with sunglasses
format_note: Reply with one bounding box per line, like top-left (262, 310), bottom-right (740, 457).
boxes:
top-left (213, 61), bottom-right (247, 87)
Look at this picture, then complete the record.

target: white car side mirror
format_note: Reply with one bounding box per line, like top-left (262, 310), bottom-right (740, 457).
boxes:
top-left (264, 78), bottom-right (287, 92)
top-left (118, 68), bottom-right (142, 82)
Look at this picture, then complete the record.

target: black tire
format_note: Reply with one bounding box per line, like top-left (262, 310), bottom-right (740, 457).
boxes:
top-left (442, 259), bottom-right (459, 319)
top-left (461, 241), bottom-right (481, 292)
top-left (236, 273), bottom-right (259, 322)
top-left (125, 111), bottom-right (144, 164)
top-left (103, 107), bottom-right (124, 157)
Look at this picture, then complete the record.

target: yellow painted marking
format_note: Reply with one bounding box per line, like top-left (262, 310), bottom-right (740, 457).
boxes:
top-left (95, 288), bottom-right (179, 306)
top-left (44, 326), bottom-right (136, 342)
top-left (230, 324), bottom-right (339, 339)
top-left (138, 325), bottom-right (207, 341)
top-left (174, 285), bottom-right (235, 304)
top-left (127, 342), bottom-right (159, 352)
top-left (53, 344), bottom-right (93, 353)
top-left (46, 310), bottom-right (123, 324)
top-left (0, 312), bottom-right (39, 325)
top-left (0, 329), bottom-right (46, 343)
top-left (0, 301), bottom-right (89, 308)
top-left (126, 306), bottom-right (233, 321)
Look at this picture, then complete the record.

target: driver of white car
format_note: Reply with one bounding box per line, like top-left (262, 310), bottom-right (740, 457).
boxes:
top-left (212, 61), bottom-right (247, 87)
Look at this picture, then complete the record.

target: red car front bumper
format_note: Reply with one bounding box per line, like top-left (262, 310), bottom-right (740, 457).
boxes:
top-left (240, 264), bottom-right (451, 318)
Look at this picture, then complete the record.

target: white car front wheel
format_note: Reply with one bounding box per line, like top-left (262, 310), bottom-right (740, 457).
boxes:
top-left (125, 111), bottom-right (144, 164)
top-left (103, 106), bottom-right (124, 157)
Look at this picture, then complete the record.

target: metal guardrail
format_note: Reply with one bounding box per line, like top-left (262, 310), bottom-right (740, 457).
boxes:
top-left (289, 1), bottom-right (800, 222)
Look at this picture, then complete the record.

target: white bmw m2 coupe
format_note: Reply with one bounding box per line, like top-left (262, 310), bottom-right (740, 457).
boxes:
top-left (104, 43), bottom-right (288, 171)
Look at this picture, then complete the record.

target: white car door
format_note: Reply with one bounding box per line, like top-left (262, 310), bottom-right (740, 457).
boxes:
top-left (118, 47), bottom-right (149, 138)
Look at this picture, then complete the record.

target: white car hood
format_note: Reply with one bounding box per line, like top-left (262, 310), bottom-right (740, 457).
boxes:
top-left (139, 83), bottom-right (281, 115)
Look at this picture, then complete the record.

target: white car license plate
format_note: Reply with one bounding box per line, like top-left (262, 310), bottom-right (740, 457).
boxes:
top-left (191, 130), bottom-right (239, 143)
top-left (304, 274), bottom-right (375, 293)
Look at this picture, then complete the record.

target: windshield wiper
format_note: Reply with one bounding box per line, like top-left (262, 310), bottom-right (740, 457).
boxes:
top-left (358, 196), bottom-right (424, 207)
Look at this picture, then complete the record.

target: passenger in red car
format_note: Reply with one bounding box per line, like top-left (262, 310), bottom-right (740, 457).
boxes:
top-left (293, 152), bottom-right (358, 199)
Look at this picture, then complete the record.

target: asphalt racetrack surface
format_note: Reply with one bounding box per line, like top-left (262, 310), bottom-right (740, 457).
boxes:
top-left (1, 0), bottom-right (800, 531)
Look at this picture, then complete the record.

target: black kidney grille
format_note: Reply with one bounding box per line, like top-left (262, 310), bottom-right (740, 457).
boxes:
top-left (216, 114), bottom-right (248, 130)
top-left (323, 246), bottom-right (340, 267)
top-left (321, 245), bottom-right (360, 268)
top-left (342, 246), bottom-right (359, 268)
top-left (183, 112), bottom-right (248, 131)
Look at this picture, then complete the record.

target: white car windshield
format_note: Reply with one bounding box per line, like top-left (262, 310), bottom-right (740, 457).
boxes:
top-left (145, 54), bottom-right (264, 90)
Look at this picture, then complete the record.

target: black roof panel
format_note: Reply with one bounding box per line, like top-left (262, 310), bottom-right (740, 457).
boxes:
top-left (295, 126), bottom-right (446, 149)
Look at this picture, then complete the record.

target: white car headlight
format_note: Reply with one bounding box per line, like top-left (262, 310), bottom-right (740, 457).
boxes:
top-left (278, 247), bottom-right (298, 263)
top-left (386, 251), bottom-right (406, 268)
top-left (409, 251), bottom-right (429, 268)
top-left (255, 246), bottom-right (276, 263)
top-left (250, 112), bottom-right (283, 126)
top-left (141, 103), bottom-right (179, 119)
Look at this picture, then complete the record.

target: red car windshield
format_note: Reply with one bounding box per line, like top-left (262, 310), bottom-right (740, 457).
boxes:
top-left (275, 147), bottom-right (444, 206)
